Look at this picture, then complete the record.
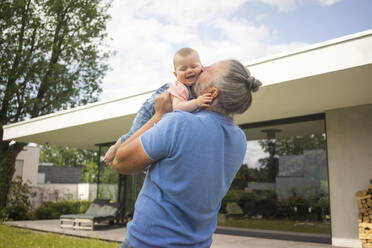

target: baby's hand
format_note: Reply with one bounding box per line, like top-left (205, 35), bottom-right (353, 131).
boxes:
top-left (196, 93), bottom-right (213, 109)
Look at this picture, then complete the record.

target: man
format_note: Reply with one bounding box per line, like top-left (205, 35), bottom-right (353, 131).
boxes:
top-left (108, 59), bottom-right (262, 248)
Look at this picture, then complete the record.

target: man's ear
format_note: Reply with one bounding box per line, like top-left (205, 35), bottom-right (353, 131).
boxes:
top-left (173, 71), bottom-right (177, 78)
top-left (207, 87), bottom-right (219, 100)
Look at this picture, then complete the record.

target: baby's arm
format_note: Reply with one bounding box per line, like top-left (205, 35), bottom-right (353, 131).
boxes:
top-left (173, 93), bottom-right (212, 112)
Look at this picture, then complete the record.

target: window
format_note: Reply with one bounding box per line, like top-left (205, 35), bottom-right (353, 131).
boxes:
top-left (97, 163), bottom-right (119, 202)
top-left (219, 115), bottom-right (331, 237)
top-left (37, 173), bottom-right (46, 184)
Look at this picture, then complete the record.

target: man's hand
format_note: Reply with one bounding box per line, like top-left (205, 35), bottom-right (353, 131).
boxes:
top-left (154, 91), bottom-right (173, 119)
top-left (195, 93), bottom-right (213, 109)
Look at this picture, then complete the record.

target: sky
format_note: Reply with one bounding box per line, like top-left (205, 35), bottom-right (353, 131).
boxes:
top-left (100, 0), bottom-right (372, 101)
top-left (99, 0), bottom-right (371, 167)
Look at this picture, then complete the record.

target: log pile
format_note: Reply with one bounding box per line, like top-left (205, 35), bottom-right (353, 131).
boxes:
top-left (356, 185), bottom-right (372, 248)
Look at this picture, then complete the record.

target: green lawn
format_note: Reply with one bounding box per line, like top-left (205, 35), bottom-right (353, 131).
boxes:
top-left (218, 215), bottom-right (331, 234)
top-left (0, 224), bottom-right (119, 248)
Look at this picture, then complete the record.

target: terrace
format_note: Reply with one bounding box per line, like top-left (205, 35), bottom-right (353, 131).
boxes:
top-left (5, 219), bottom-right (340, 248)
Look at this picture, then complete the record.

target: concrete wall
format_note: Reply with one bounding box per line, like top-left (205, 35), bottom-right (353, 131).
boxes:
top-left (31, 183), bottom-right (98, 209)
top-left (78, 183), bottom-right (97, 201)
top-left (326, 104), bottom-right (372, 248)
top-left (15, 146), bottom-right (40, 185)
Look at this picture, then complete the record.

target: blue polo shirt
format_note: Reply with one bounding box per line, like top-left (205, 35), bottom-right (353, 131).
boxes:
top-left (126, 110), bottom-right (247, 248)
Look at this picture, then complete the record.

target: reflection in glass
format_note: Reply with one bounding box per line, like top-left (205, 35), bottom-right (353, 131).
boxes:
top-left (97, 165), bottom-right (119, 202)
top-left (118, 173), bottom-right (145, 216)
top-left (219, 119), bottom-right (331, 236)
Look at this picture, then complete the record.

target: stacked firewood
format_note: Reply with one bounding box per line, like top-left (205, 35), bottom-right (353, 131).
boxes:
top-left (356, 185), bottom-right (372, 248)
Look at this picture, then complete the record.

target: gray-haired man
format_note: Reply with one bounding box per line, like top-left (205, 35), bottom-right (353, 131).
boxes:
top-left (112, 59), bottom-right (262, 248)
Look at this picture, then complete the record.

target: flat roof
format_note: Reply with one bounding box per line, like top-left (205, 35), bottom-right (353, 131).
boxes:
top-left (4, 30), bottom-right (372, 149)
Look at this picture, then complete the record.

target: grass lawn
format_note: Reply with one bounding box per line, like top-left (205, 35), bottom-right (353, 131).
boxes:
top-left (0, 224), bottom-right (119, 248)
top-left (217, 215), bottom-right (331, 234)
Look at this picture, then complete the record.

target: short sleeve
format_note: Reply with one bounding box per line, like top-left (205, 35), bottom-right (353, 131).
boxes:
top-left (167, 81), bottom-right (189, 101)
top-left (140, 112), bottom-right (185, 161)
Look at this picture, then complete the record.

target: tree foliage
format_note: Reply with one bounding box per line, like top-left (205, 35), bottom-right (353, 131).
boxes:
top-left (39, 144), bottom-right (97, 167)
top-left (80, 161), bottom-right (99, 183)
top-left (0, 0), bottom-right (112, 209)
top-left (258, 134), bottom-right (326, 157)
top-left (231, 164), bottom-right (250, 190)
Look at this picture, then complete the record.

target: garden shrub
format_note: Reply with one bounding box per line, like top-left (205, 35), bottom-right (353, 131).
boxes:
top-left (0, 177), bottom-right (32, 222)
top-left (32, 200), bottom-right (92, 220)
top-left (240, 190), bottom-right (278, 218)
top-left (220, 189), bottom-right (245, 213)
top-left (0, 205), bottom-right (30, 221)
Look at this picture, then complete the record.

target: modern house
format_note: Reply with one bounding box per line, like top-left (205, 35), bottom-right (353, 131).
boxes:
top-left (14, 147), bottom-right (98, 207)
top-left (4, 30), bottom-right (372, 247)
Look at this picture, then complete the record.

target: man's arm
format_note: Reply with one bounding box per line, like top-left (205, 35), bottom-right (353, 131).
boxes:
top-left (112, 92), bottom-right (173, 174)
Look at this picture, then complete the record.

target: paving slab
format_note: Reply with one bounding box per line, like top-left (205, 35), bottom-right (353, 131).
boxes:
top-left (5, 220), bottom-right (347, 248)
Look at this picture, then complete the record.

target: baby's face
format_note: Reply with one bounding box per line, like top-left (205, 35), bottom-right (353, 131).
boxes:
top-left (173, 53), bottom-right (202, 86)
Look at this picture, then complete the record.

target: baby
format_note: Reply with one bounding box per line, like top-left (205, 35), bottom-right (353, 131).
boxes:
top-left (168, 48), bottom-right (212, 112)
top-left (104, 48), bottom-right (212, 165)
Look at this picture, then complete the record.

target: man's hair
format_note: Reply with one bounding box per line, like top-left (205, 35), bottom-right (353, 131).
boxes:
top-left (173, 47), bottom-right (200, 66)
top-left (211, 59), bottom-right (262, 116)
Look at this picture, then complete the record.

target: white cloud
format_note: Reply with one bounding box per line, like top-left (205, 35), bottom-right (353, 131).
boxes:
top-left (255, 13), bottom-right (268, 22)
top-left (100, 0), bottom-right (310, 100)
top-left (317, 0), bottom-right (343, 6)
top-left (260, 0), bottom-right (297, 12)
top-left (256, 0), bottom-right (343, 12)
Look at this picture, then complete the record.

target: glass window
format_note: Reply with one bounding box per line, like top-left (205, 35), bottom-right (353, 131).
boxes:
top-left (219, 117), bottom-right (331, 236)
top-left (97, 164), bottom-right (119, 202)
top-left (118, 173), bottom-right (145, 216)
top-left (37, 173), bottom-right (46, 184)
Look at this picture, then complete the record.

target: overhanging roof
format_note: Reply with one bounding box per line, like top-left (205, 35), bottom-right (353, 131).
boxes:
top-left (4, 30), bottom-right (372, 149)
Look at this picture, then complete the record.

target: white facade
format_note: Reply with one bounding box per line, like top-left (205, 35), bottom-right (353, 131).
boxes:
top-left (29, 183), bottom-right (98, 209)
top-left (326, 104), bottom-right (372, 248)
top-left (14, 146), bottom-right (40, 185)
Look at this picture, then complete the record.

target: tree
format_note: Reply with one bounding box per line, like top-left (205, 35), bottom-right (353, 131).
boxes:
top-left (0, 0), bottom-right (112, 209)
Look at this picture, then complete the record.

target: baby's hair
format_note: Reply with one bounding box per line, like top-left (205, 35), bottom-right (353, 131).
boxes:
top-left (173, 47), bottom-right (200, 67)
